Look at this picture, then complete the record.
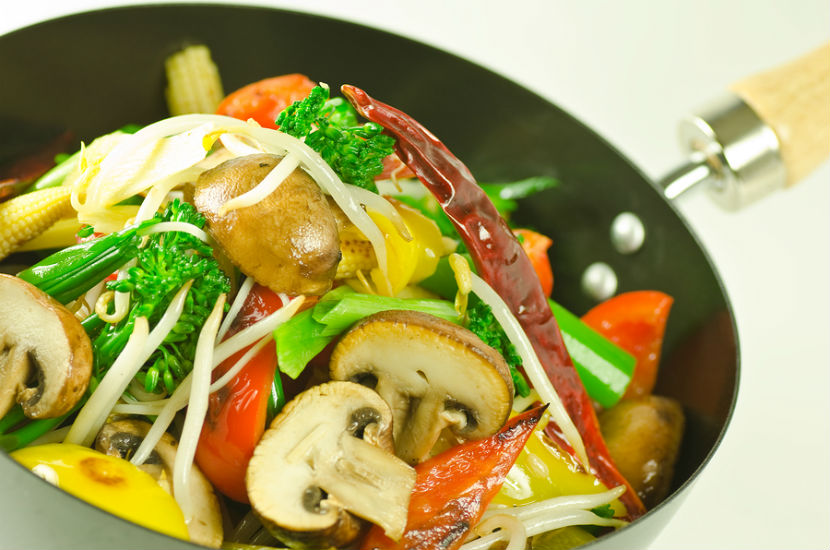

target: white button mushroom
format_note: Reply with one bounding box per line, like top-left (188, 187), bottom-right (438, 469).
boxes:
top-left (246, 381), bottom-right (415, 549)
top-left (329, 310), bottom-right (514, 465)
top-left (0, 274), bottom-right (92, 419)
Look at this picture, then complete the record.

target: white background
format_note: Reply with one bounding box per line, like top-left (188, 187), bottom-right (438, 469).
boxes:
top-left (1, 1), bottom-right (828, 549)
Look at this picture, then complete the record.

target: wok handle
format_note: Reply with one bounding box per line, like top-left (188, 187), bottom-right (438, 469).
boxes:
top-left (729, 43), bottom-right (829, 187)
top-left (661, 43), bottom-right (829, 209)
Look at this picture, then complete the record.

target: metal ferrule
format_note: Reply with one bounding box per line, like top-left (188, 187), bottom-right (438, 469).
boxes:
top-left (661, 93), bottom-right (786, 210)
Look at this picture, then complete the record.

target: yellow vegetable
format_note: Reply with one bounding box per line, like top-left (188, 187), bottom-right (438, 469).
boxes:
top-left (491, 412), bottom-right (626, 517)
top-left (15, 217), bottom-right (83, 252)
top-left (165, 45), bottom-right (225, 116)
top-left (11, 443), bottom-right (189, 541)
top-left (0, 186), bottom-right (74, 261)
top-left (335, 238), bottom-right (376, 280)
top-left (366, 201), bottom-right (443, 296)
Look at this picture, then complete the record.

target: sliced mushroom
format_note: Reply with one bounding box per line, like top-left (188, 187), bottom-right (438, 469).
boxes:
top-left (0, 274), bottom-right (92, 419)
top-left (95, 419), bottom-right (223, 548)
top-left (247, 381), bottom-right (415, 549)
top-left (330, 310), bottom-right (514, 464)
top-left (194, 153), bottom-right (341, 296)
top-left (599, 395), bottom-right (685, 509)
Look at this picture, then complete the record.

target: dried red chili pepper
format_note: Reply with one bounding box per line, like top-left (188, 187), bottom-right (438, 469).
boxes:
top-left (342, 85), bottom-right (645, 519)
top-left (361, 406), bottom-right (546, 550)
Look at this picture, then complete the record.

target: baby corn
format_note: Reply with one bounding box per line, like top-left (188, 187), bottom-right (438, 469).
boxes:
top-left (336, 238), bottom-right (376, 279)
top-left (0, 186), bottom-right (75, 260)
top-left (165, 44), bottom-right (224, 115)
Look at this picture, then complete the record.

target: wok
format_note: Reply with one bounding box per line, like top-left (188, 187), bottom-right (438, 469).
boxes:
top-left (0, 3), bottom-right (818, 549)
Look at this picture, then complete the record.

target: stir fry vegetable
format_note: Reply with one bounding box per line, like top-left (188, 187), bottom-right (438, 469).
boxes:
top-left (342, 84), bottom-right (645, 517)
top-left (0, 56), bottom-right (687, 550)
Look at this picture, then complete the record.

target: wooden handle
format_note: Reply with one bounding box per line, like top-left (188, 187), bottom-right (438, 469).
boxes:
top-left (729, 43), bottom-right (829, 186)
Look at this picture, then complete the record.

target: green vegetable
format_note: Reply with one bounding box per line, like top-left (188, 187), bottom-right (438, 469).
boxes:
top-left (548, 299), bottom-right (634, 408)
top-left (312, 292), bottom-right (459, 336)
top-left (479, 176), bottom-right (558, 215)
top-left (93, 199), bottom-right (230, 393)
top-left (274, 309), bottom-right (332, 379)
top-left (0, 404), bottom-right (80, 453)
top-left (276, 85), bottom-right (395, 192)
top-left (275, 287), bottom-right (460, 379)
top-left (465, 300), bottom-right (531, 398)
top-left (17, 219), bottom-right (159, 305)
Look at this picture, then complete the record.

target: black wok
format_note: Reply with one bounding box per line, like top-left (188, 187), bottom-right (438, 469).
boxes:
top-left (0, 4), bottom-right (738, 549)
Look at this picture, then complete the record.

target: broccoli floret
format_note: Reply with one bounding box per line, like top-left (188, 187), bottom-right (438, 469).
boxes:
top-left (276, 85), bottom-right (329, 138)
top-left (92, 199), bottom-right (230, 394)
top-left (465, 301), bottom-right (530, 397)
top-left (276, 85), bottom-right (395, 192)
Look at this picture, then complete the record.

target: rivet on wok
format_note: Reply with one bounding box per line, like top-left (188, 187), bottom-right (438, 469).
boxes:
top-left (611, 212), bottom-right (645, 254)
top-left (582, 262), bottom-right (618, 301)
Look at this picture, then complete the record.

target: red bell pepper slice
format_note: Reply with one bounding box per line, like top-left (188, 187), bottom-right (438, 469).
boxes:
top-left (361, 406), bottom-right (545, 550)
top-left (513, 228), bottom-right (554, 297)
top-left (216, 74), bottom-right (317, 129)
top-left (194, 284), bottom-right (284, 503)
top-left (581, 291), bottom-right (673, 399)
top-left (342, 85), bottom-right (645, 519)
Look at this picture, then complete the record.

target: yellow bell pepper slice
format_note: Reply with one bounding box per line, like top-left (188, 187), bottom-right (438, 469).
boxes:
top-left (491, 412), bottom-right (626, 517)
top-left (368, 200), bottom-right (443, 297)
top-left (12, 443), bottom-right (189, 540)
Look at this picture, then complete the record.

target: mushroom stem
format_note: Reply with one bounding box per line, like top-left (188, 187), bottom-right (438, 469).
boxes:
top-left (395, 392), bottom-right (454, 464)
top-left (315, 432), bottom-right (414, 540)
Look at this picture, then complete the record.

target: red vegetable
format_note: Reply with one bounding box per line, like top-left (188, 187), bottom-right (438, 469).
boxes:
top-left (582, 291), bottom-right (673, 399)
top-left (194, 284), bottom-right (284, 503)
top-left (378, 153), bottom-right (416, 181)
top-left (343, 85), bottom-right (645, 518)
top-left (513, 228), bottom-right (554, 296)
top-left (361, 406), bottom-right (545, 550)
top-left (216, 74), bottom-right (317, 129)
